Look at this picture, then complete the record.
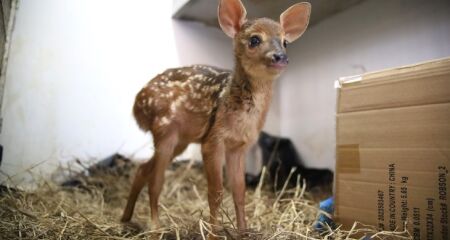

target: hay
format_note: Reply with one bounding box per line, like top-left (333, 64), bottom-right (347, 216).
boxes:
top-left (0, 159), bottom-right (412, 239)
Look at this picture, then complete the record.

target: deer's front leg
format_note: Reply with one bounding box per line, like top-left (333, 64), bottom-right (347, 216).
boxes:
top-left (202, 140), bottom-right (225, 228)
top-left (225, 146), bottom-right (247, 231)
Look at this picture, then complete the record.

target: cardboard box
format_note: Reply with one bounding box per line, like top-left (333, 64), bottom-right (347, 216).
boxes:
top-left (335, 58), bottom-right (450, 240)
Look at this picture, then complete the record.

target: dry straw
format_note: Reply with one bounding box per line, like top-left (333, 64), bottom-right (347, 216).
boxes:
top-left (0, 158), bottom-right (412, 239)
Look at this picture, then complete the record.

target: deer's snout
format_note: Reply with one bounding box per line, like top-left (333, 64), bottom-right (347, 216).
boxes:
top-left (272, 53), bottom-right (288, 65)
top-left (269, 53), bottom-right (289, 70)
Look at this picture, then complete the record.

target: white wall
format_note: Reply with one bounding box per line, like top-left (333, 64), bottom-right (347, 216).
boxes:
top-left (0, 0), bottom-right (241, 184)
top-left (280, 0), bottom-right (450, 170)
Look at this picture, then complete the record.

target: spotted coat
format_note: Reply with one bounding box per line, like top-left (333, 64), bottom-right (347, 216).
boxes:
top-left (133, 65), bottom-right (232, 141)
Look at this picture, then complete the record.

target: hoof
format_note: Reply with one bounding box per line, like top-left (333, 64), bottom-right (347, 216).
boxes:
top-left (120, 221), bottom-right (144, 234)
top-left (120, 216), bottom-right (130, 223)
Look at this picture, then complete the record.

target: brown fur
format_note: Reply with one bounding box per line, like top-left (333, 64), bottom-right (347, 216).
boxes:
top-left (122, 0), bottom-right (311, 235)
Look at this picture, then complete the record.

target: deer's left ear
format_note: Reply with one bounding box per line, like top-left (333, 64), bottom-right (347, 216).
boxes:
top-left (280, 2), bottom-right (311, 42)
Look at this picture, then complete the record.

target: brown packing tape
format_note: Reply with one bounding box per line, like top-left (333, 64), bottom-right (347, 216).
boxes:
top-left (337, 144), bottom-right (360, 173)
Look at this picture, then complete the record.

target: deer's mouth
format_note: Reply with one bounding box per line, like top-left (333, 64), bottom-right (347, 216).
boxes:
top-left (269, 62), bottom-right (288, 70)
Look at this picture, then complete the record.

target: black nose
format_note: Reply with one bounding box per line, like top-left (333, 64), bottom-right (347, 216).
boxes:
top-left (272, 53), bottom-right (289, 64)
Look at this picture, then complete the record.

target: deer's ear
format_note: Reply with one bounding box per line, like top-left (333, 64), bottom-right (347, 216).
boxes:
top-left (280, 2), bottom-right (311, 42)
top-left (218, 0), bottom-right (247, 38)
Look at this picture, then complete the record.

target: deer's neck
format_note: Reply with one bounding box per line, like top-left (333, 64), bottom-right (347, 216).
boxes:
top-left (226, 61), bottom-right (274, 114)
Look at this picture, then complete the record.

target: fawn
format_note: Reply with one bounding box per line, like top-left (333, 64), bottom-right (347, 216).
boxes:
top-left (121, 0), bottom-right (311, 233)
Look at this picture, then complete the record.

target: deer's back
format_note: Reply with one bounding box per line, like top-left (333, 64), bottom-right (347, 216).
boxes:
top-left (133, 65), bottom-right (231, 141)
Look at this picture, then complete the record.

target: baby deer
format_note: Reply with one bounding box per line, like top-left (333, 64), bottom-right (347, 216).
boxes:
top-left (121, 0), bottom-right (311, 233)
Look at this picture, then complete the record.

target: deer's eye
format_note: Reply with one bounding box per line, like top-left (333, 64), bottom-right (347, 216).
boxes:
top-left (283, 40), bottom-right (288, 48)
top-left (249, 36), bottom-right (261, 48)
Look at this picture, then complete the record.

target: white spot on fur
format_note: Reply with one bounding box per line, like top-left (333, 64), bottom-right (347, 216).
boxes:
top-left (147, 98), bottom-right (153, 106)
top-left (170, 95), bottom-right (188, 113)
top-left (194, 65), bottom-right (220, 76)
top-left (193, 74), bottom-right (203, 79)
top-left (210, 84), bottom-right (221, 92)
top-left (206, 67), bottom-right (220, 75)
top-left (170, 102), bottom-right (177, 113)
top-left (219, 89), bottom-right (226, 98)
top-left (159, 116), bottom-right (170, 126)
top-left (166, 81), bottom-right (182, 88)
top-left (184, 102), bottom-right (195, 111)
top-left (192, 93), bottom-right (202, 99)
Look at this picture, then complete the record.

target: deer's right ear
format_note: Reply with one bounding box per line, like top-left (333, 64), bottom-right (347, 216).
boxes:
top-left (218, 0), bottom-right (247, 38)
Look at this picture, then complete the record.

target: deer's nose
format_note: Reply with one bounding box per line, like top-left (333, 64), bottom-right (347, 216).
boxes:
top-left (272, 53), bottom-right (289, 65)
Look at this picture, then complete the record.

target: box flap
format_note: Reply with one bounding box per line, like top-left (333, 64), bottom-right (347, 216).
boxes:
top-left (338, 58), bottom-right (450, 113)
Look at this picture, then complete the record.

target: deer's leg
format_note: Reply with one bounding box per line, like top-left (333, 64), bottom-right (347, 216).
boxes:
top-left (202, 140), bottom-right (225, 228)
top-left (121, 131), bottom-right (178, 225)
top-left (225, 146), bottom-right (247, 231)
top-left (147, 142), bottom-right (187, 228)
top-left (121, 158), bottom-right (155, 222)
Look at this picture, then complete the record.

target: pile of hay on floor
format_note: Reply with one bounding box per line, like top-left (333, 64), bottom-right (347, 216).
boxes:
top-left (0, 158), bottom-right (411, 239)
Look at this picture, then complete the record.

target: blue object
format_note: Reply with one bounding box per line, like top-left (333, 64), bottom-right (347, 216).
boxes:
top-left (315, 197), bottom-right (335, 231)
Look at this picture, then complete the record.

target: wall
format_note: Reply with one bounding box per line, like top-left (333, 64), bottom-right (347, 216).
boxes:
top-left (280, 0), bottom-right (450, 170)
top-left (0, 0), bottom-right (283, 184)
top-left (0, 0), bottom-right (257, 184)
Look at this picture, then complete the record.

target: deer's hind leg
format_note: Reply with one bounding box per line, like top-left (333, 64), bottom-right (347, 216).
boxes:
top-left (121, 130), bottom-right (181, 227)
top-left (147, 140), bottom-right (187, 228)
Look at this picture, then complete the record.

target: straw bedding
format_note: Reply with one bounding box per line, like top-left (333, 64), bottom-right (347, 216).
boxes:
top-left (0, 158), bottom-right (412, 239)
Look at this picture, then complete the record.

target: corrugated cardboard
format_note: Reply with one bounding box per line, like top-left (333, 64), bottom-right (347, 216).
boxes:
top-left (335, 58), bottom-right (450, 240)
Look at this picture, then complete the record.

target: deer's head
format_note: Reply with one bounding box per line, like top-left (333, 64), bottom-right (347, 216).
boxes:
top-left (218, 0), bottom-right (311, 78)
